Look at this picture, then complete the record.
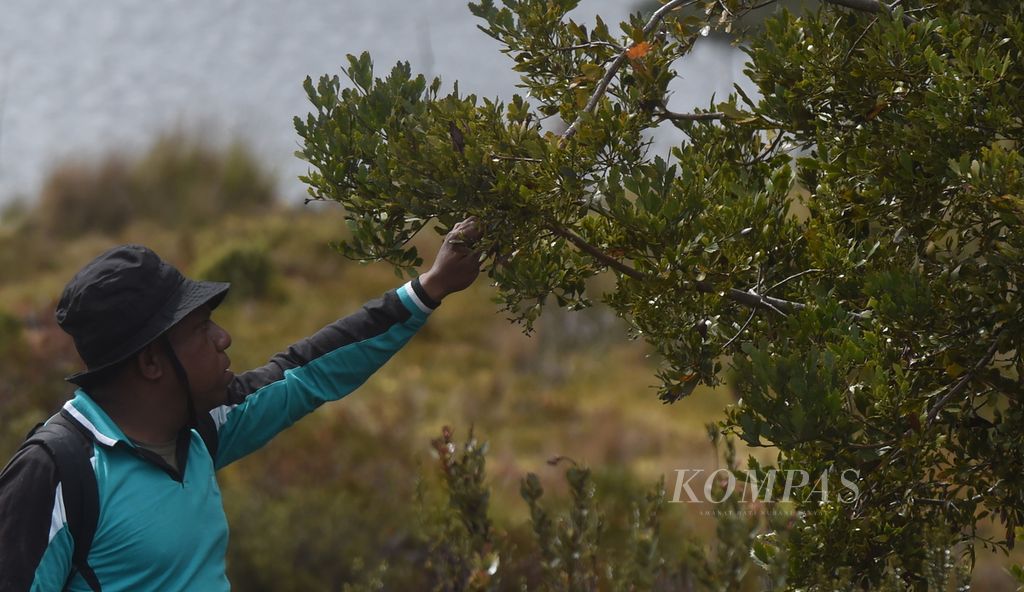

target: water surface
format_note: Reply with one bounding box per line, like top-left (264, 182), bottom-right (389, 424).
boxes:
top-left (0, 1), bottom-right (745, 204)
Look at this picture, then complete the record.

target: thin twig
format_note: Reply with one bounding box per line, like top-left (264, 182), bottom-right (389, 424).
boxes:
top-left (850, 410), bottom-right (899, 440)
top-left (916, 492), bottom-right (985, 507)
top-left (723, 308), bottom-right (758, 350)
top-left (926, 327), bottom-right (1005, 426)
top-left (905, 3), bottom-right (937, 15)
top-left (822, 0), bottom-right (917, 26)
top-left (766, 268), bottom-right (824, 293)
top-left (741, 130), bottom-right (786, 166)
top-left (842, 15), bottom-right (879, 67)
top-left (556, 41), bottom-right (624, 52)
top-left (561, 0), bottom-right (697, 143)
top-left (489, 154), bottom-right (543, 163)
top-left (657, 109), bottom-right (727, 122)
top-left (723, 267), bottom-right (766, 348)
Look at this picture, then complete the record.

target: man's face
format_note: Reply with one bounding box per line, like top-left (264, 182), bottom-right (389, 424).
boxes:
top-left (166, 305), bottom-right (233, 412)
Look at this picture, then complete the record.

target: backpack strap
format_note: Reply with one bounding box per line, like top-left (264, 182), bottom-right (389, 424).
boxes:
top-left (25, 410), bottom-right (102, 592)
top-left (194, 412), bottom-right (219, 460)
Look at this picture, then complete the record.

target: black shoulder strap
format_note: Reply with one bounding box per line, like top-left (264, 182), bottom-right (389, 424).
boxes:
top-left (25, 410), bottom-right (102, 592)
top-left (194, 412), bottom-right (219, 460)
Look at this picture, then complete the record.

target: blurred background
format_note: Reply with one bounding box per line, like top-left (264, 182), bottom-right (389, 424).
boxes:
top-left (0, 1), bottom-right (1016, 589)
top-left (0, 0), bottom-right (748, 207)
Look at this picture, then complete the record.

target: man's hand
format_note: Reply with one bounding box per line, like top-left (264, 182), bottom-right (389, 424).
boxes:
top-left (419, 217), bottom-right (483, 303)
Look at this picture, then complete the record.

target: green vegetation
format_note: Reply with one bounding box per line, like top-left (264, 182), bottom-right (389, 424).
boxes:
top-left (4, 5), bottom-right (1024, 578)
top-left (194, 242), bottom-right (277, 301)
top-left (34, 131), bottom-right (274, 237)
top-left (295, 0), bottom-right (1024, 587)
top-left (409, 427), bottom-right (977, 591)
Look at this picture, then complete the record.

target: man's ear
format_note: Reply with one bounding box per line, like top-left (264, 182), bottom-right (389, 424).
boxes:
top-left (135, 343), bottom-right (164, 381)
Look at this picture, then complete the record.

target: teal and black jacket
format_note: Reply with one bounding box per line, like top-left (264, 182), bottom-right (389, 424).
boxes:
top-left (0, 280), bottom-right (438, 592)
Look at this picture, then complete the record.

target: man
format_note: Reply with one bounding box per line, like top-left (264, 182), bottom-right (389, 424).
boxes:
top-left (0, 217), bottom-right (482, 591)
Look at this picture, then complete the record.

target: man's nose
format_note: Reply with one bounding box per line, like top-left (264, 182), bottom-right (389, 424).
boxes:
top-left (213, 323), bottom-right (232, 351)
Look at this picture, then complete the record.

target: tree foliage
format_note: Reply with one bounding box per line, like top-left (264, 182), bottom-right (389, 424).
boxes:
top-left (296, 0), bottom-right (1024, 585)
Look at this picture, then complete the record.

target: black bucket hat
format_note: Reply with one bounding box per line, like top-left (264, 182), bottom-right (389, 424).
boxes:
top-left (56, 244), bottom-right (230, 386)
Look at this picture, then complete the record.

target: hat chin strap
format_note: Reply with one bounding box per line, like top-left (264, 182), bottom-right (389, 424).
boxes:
top-left (160, 335), bottom-right (198, 430)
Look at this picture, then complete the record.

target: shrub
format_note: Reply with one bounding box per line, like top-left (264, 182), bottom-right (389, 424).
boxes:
top-left (35, 132), bottom-right (276, 238)
top-left (133, 134), bottom-right (277, 228)
top-left (192, 242), bottom-right (276, 301)
top-left (0, 308), bottom-right (78, 459)
top-left (0, 309), bottom-right (21, 356)
top-left (36, 157), bottom-right (137, 237)
top-left (413, 427), bottom-right (972, 591)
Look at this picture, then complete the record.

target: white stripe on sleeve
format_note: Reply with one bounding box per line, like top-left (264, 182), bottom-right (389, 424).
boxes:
top-left (402, 282), bottom-right (434, 315)
top-left (48, 482), bottom-right (68, 543)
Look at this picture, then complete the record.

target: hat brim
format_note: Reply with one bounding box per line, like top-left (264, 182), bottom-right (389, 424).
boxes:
top-left (65, 279), bottom-right (230, 386)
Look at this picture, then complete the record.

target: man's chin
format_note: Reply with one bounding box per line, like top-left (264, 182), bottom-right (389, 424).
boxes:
top-left (200, 382), bottom-right (234, 413)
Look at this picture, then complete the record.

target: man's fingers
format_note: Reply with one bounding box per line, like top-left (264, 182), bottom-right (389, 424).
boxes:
top-left (454, 220), bottom-right (480, 238)
top-left (447, 217), bottom-right (482, 246)
top-left (463, 223), bottom-right (482, 242)
top-left (446, 234), bottom-right (475, 247)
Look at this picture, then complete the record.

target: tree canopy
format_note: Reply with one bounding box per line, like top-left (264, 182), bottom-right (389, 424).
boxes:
top-left (295, 0), bottom-right (1024, 586)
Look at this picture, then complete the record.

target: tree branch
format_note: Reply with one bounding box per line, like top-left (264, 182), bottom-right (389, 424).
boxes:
top-left (547, 222), bottom-right (823, 316)
top-left (841, 15), bottom-right (879, 67)
top-left (723, 308), bottom-right (758, 350)
top-left (709, 283), bottom-right (806, 315)
top-left (766, 268), bottom-right (824, 293)
top-left (547, 222), bottom-right (645, 280)
top-left (657, 109), bottom-right (727, 122)
top-left (489, 153), bottom-right (543, 163)
top-left (822, 0), bottom-right (917, 26)
top-left (561, 0), bottom-right (697, 143)
top-left (926, 327), bottom-right (1005, 426)
top-left (740, 131), bottom-right (786, 166)
top-left (556, 41), bottom-right (624, 53)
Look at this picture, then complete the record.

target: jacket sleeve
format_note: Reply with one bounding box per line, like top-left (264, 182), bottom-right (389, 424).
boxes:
top-left (0, 444), bottom-right (74, 592)
top-left (206, 279), bottom-right (439, 469)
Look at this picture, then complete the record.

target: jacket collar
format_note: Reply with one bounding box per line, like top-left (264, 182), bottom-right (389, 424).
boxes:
top-left (62, 390), bottom-right (130, 447)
